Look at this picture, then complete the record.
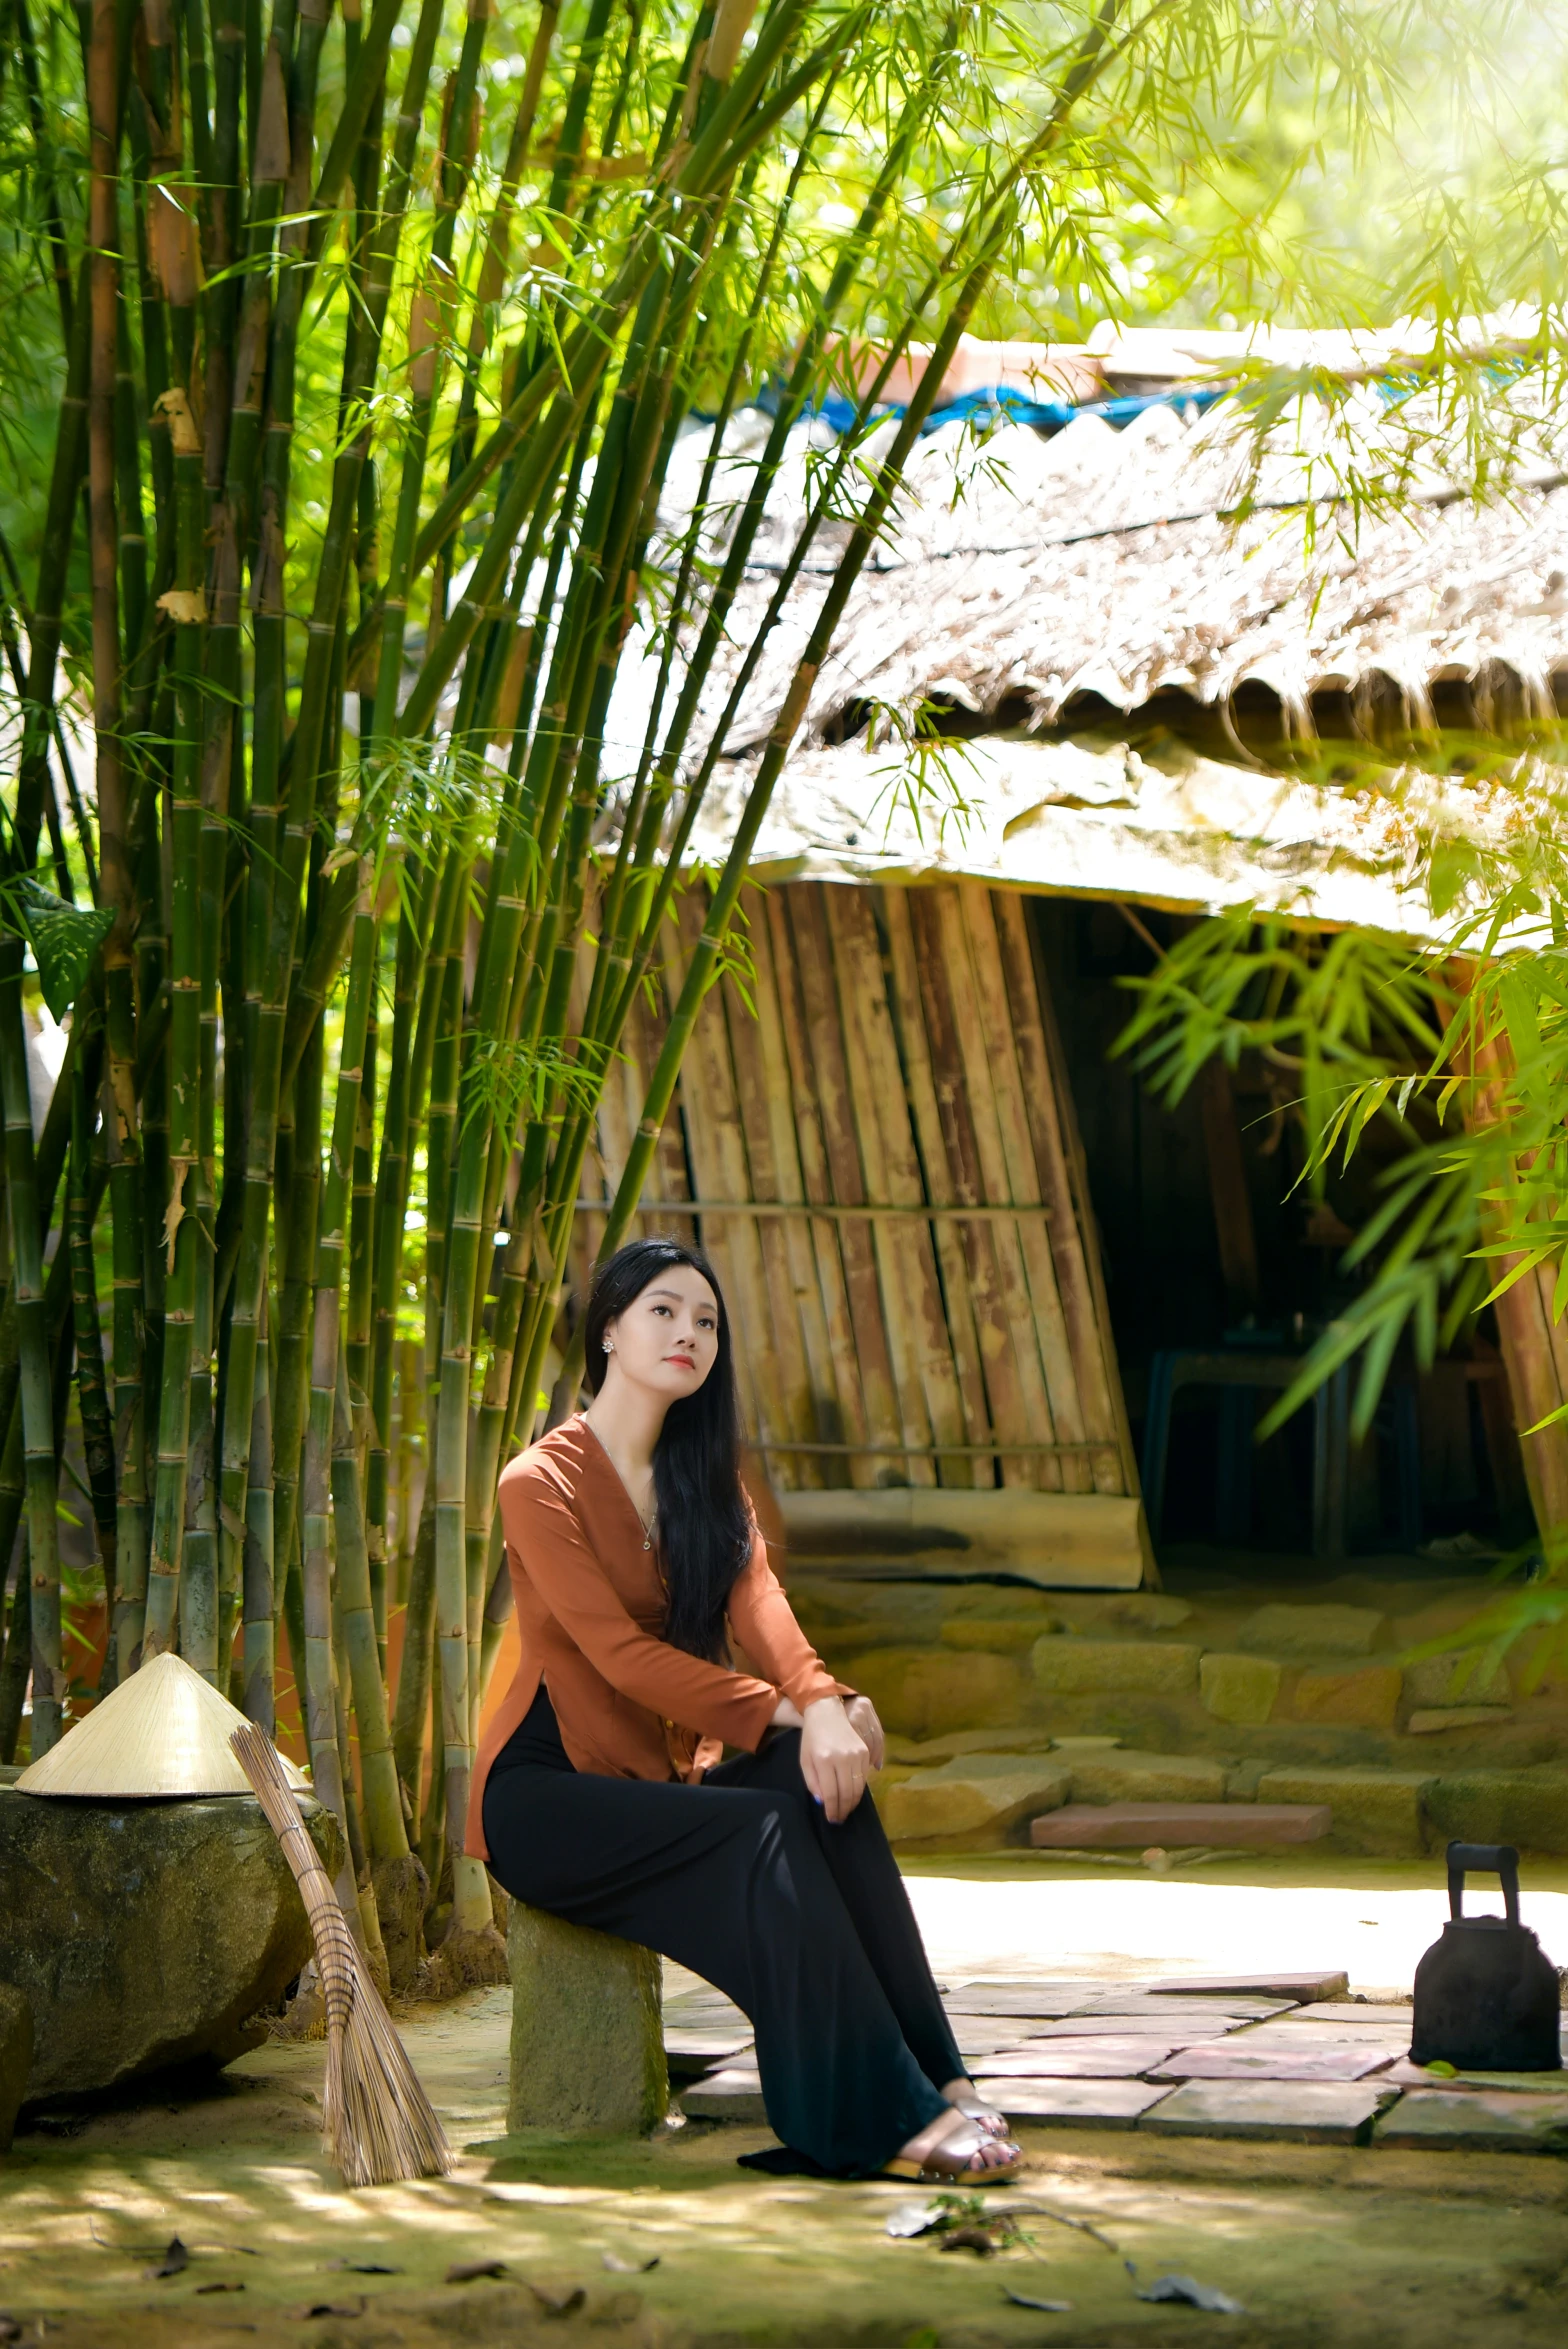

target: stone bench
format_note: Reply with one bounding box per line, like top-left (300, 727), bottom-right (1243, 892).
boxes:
top-left (507, 1903), bottom-right (668, 2135)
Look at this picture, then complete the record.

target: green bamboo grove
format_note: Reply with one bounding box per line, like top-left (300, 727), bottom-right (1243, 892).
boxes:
top-left (0, 0), bottom-right (1412, 1980)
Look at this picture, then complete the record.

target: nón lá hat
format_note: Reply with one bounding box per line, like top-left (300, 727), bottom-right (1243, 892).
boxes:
top-left (13, 1651), bottom-right (311, 1799)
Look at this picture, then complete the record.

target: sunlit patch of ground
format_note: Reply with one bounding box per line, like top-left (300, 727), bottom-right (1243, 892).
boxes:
top-left (3, 1865), bottom-right (1567, 2346)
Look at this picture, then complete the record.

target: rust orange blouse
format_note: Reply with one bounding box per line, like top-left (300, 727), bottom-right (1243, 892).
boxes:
top-left (464, 1414), bottom-right (844, 1860)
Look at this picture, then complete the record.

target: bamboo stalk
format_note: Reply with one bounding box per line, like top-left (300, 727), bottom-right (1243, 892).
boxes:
top-left (68, 1059), bottom-right (118, 1578)
top-left (241, 1283), bottom-right (275, 1727)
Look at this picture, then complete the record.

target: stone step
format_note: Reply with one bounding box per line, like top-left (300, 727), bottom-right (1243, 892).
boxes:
top-left (1147, 1971), bottom-right (1350, 2000)
top-left (1029, 1801), bottom-right (1331, 1849)
top-left (1141, 2078), bottom-right (1394, 2144)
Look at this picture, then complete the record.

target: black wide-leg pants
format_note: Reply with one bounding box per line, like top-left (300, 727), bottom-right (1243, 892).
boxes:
top-left (481, 1713), bottom-right (962, 2176)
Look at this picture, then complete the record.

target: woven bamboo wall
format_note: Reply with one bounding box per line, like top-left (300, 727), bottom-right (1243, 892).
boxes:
top-left (574, 880), bottom-right (1140, 1503)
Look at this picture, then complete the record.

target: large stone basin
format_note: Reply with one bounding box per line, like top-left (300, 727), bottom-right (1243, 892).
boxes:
top-left (0, 1784), bottom-right (343, 2101)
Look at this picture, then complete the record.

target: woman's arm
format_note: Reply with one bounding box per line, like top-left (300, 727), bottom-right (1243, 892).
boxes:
top-left (501, 1467), bottom-right (779, 1751)
top-left (734, 1535), bottom-right (885, 1818)
top-left (727, 1530), bottom-right (845, 1713)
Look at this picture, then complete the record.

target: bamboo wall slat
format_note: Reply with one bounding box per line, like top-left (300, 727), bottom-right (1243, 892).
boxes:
top-left (881, 892), bottom-right (992, 1488)
top-left (778, 887), bottom-right (908, 1474)
top-left (721, 894), bottom-right (833, 1486)
top-left (924, 887), bottom-right (1065, 1485)
top-left (993, 889), bottom-right (1137, 1494)
top-left (822, 888), bottom-right (957, 1485)
top-left (762, 892), bottom-right (880, 1484)
top-left (571, 879), bottom-right (1137, 1501)
top-left (957, 885), bottom-right (1095, 1492)
top-left (905, 888), bottom-right (1044, 1484)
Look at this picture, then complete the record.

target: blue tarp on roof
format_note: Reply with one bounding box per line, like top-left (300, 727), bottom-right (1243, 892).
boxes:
top-left (809, 379), bottom-right (1234, 436)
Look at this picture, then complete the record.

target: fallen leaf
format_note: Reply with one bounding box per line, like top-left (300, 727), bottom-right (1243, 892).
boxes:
top-left (195, 2282), bottom-right (246, 2296)
top-left (0, 2318), bottom-right (20, 2344)
top-left (1002, 2288), bottom-right (1073, 2312)
top-left (939, 2227), bottom-right (998, 2256)
top-left (289, 2300), bottom-right (365, 2320)
top-left (146, 2238), bottom-right (190, 2280)
top-left (602, 2251), bottom-right (660, 2274)
top-left (886, 2199), bottom-right (947, 2238)
top-left (445, 2260), bottom-right (509, 2283)
top-left (529, 2283), bottom-right (588, 2316)
top-left (1134, 2271), bottom-right (1245, 2314)
top-left (329, 2262), bottom-right (401, 2276)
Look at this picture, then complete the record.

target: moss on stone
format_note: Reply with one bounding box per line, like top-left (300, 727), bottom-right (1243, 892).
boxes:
top-left (508, 1903), bottom-right (668, 2137)
top-left (1031, 1639), bottom-right (1200, 1696)
top-left (0, 1788), bottom-right (343, 2100)
top-left (1200, 1651), bottom-right (1282, 1726)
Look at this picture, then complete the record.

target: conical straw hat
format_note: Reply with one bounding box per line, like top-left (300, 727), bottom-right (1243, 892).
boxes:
top-left (14, 1652), bottom-right (311, 1800)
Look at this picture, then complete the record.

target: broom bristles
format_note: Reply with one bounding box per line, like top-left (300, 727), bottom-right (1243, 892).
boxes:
top-left (231, 1723), bottom-right (455, 2187)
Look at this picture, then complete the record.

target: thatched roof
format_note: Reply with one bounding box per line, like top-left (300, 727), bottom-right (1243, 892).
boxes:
top-left (620, 383), bottom-right (1568, 761)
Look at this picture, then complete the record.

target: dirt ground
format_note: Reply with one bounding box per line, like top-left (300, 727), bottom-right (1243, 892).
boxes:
top-left (5, 1860), bottom-right (1568, 2348)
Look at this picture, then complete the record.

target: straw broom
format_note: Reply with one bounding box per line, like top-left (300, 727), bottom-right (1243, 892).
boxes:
top-left (231, 1723), bottom-right (454, 2187)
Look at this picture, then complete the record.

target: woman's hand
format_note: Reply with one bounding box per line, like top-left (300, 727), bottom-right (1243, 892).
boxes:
top-left (798, 1695), bottom-right (870, 1823)
top-left (843, 1693), bottom-right (885, 1771)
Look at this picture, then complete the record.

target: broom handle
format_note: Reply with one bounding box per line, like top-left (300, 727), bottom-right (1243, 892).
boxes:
top-left (231, 1722), bottom-right (359, 2032)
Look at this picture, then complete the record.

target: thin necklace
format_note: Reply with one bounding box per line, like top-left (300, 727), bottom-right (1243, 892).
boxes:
top-left (583, 1412), bottom-right (656, 1550)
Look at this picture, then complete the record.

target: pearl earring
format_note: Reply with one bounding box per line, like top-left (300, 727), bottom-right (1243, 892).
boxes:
top-left (603, 1338), bottom-right (613, 1353)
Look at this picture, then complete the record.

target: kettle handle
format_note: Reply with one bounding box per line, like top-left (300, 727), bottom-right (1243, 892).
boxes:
top-left (1447, 1841), bottom-right (1521, 1925)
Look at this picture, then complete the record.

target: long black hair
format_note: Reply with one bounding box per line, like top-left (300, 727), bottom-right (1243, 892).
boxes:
top-left (583, 1238), bottom-right (753, 1661)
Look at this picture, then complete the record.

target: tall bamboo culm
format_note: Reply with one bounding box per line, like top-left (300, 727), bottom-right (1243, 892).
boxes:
top-left (0, 0), bottom-right (1153, 1980)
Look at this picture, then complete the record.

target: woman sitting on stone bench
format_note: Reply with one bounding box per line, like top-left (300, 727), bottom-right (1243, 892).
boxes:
top-left (470, 1236), bottom-right (1020, 2183)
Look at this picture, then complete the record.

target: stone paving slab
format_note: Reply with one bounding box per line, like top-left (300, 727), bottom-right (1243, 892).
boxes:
top-left (951, 2029), bottom-right (1072, 2063)
top-left (1237, 2020), bottom-right (1410, 2050)
top-left (1010, 2012), bottom-right (1256, 2038)
top-left (664, 2028), bottom-right (754, 2077)
top-left (1147, 2042), bottom-right (1395, 2083)
top-left (1030, 1801), bottom-right (1330, 1849)
top-left (1140, 2079), bottom-right (1396, 2144)
top-left (679, 2067), bottom-right (767, 2123)
top-left (976, 2076), bottom-right (1172, 2127)
top-left (669, 1957), bottom-right (1568, 2161)
top-left (1295, 2001), bottom-right (1414, 2024)
top-left (1148, 1970), bottom-right (1350, 2001)
top-left (1074, 1994), bottom-right (1294, 2019)
top-left (969, 2039), bottom-right (1182, 2078)
top-left (941, 1986), bottom-right (1115, 2016)
top-left (1373, 2089), bottom-right (1568, 2152)
top-left (1380, 2060), bottom-right (1568, 2095)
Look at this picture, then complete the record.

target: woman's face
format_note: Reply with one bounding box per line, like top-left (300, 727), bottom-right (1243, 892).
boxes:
top-left (602, 1264), bottom-right (721, 1404)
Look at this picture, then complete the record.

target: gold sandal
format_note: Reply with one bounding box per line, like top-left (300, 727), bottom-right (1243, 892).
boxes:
top-left (884, 2116), bottom-right (1022, 2183)
top-left (947, 2090), bottom-right (1009, 2139)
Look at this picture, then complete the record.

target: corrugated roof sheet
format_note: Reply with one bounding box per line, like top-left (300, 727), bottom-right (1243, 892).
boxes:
top-left (671, 731), bottom-right (1531, 941)
top-left (612, 380), bottom-right (1568, 763)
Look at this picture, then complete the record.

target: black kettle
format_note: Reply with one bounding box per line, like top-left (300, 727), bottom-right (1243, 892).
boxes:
top-left (1410, 1843), bottom-right (1562, 2073)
